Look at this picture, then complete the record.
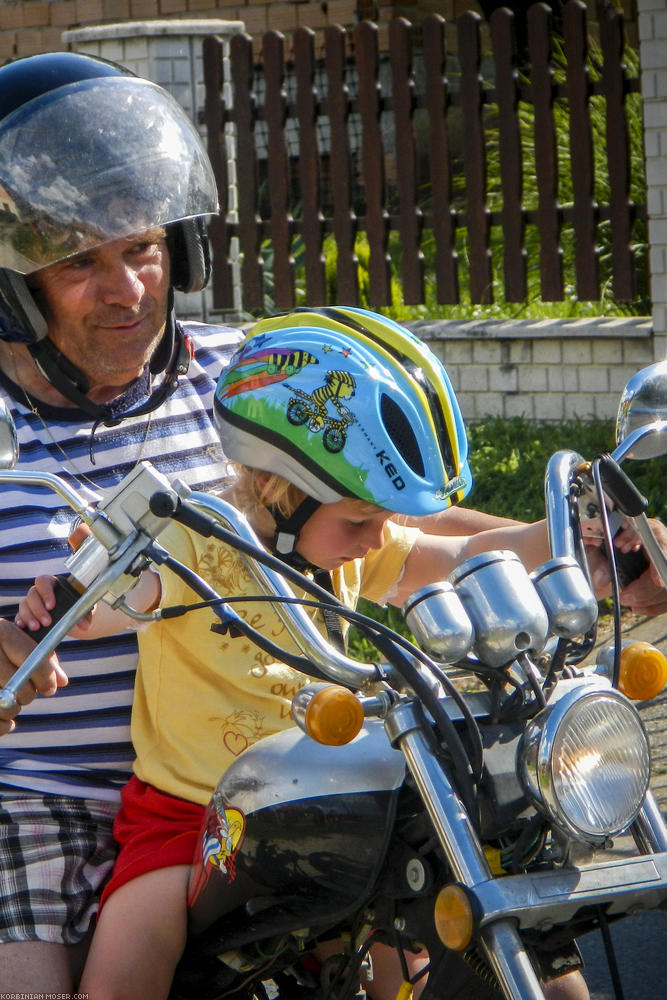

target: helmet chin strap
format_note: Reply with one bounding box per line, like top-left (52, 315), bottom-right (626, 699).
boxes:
top-left (270, 495), bottom-right (322, 564)
top-left (28, 289), bottom-right (192, 427)
top-left (270, 496), bottom-right (346, 652)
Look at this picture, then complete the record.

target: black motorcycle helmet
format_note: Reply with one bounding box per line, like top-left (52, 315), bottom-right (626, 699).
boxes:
top-left (0, 52), bottom-right (218, 421)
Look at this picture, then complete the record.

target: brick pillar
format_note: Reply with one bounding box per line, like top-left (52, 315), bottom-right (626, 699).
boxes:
top-left (61, 19), bottom-right (245, 322)
top-left (637, 0), bottom-right (667, 357)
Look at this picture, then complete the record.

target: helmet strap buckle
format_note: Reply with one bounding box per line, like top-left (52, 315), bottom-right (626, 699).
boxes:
top-left (271, 495), bottom-right (322, 558)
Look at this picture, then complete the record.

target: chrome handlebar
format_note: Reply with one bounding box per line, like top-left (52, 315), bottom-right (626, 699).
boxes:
top-left (0, 433), bottom-right (664, 709)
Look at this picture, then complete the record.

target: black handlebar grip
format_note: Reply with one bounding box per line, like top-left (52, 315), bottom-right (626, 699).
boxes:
top-left (27, 575), bottom-right (83, 646)
top-left (150, 490), bottom-right (217, 538)
top-left (614, 544), bottom-right (650, 590)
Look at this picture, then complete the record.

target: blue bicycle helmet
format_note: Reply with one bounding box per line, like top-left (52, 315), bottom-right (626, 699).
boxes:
top-left (214, 307), bottom-right (472, 517)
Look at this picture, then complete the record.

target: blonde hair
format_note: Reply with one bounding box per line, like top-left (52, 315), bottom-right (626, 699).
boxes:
top-left (231, 463), bottom-right (305, 519)
top-left (231, 463), bottom-right (384, 519)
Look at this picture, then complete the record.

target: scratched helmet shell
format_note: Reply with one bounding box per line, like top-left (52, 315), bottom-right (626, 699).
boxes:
top-left (214, 307), bottom-right (472, 516)
top-left (0, 51), bottom-right (217, 346)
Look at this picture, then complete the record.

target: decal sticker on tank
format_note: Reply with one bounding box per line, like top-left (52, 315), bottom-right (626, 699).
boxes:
top-left (188, 802), bottom-right (246, 907)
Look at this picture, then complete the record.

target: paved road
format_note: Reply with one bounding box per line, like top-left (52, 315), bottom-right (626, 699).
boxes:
top-left (577, 614), bottom-right (667, 998)
top-left (594, 614), bottom-right (667, 816)
top-left (579, 910), bottom-right (666, 999)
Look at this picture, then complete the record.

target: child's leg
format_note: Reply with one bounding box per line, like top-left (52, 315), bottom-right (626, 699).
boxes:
top-left (79, 863), bottom-right (191, 1000)
top-left (366, 943), bottom-right (428, 1000)
top-left (367, 944), bottom-right (589, 1000)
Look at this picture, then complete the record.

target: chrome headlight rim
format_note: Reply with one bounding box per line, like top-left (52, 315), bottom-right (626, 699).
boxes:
top-left (519, 684), bottom-right (651, 845)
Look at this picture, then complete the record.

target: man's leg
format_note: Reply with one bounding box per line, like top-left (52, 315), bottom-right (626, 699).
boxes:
top-left (0, 937), bottom-right (90, 994)
top-left (0, 793), bottom-right (117, 993)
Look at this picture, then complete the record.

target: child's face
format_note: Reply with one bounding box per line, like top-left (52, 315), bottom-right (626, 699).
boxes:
top-left (296, 499), bottom-right (392, 571)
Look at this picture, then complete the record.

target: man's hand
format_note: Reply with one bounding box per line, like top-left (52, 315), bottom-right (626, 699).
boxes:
top-left (618, 518), bottom-right (667, 616)
top-left (597, 518), bottom-right (667, 617)
top-left (0, 619), bottom-right (68, 734)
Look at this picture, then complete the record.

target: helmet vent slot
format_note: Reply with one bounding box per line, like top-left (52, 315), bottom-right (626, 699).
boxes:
top-left (380, 393), bottom-right (425, 477)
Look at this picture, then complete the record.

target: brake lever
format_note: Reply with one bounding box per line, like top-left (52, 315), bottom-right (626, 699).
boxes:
top-left (596, 454), bottom-right (667, 589)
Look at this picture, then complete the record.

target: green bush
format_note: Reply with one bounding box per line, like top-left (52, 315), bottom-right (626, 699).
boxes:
top-left (464, 416), bottom-right (667, 523)
top-left (347, 416), bottom-right (667, 660)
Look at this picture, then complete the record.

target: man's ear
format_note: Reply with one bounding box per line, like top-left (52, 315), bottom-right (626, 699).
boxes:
top-left (0, 270), bottom-right (48, 344)
top-left (168, 219), bottom-right (211, 293)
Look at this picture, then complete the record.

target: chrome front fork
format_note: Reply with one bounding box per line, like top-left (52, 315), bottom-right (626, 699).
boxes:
top-left (385, 700), bottom-right (667, 1000)
top-left (384, 701), bottom-right (547, 1000)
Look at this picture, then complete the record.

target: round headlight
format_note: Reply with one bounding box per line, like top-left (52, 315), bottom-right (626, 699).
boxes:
top-left (519, 685), bottom-right (650, 843)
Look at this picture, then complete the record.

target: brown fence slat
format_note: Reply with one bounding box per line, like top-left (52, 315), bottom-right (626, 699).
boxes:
top-left (264, 31), bottom-right (295, 311)
top-left (202, 36), bottom-right (234, 310)
top-left (422, 14), bottom-right (458, 304)
top-left (600, 1), bottom-right (635, 300)
top-left (230, 32), bottom-right (264, 310)
top-left (294, 27), bottom-right (327, 305)
top-left (491, 8), bottom-right (527, 302)
top-left (564, 0), bottom-right (599, 300)
top-left (355, 21), bottom-right (391, 306)
top-left (390, 18), bottom-right (424, 305)
top-left (325, 25), bottom-right (359, 304)
top-left (527, 3), bottom-right (564, 301)
top-left (205, 3), bottom-right (643, 315)
top-left (458, 12), bottom-right (493, 304)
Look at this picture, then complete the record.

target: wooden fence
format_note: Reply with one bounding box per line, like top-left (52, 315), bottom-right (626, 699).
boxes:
top-left (202, 1), bottom-right (644, 315)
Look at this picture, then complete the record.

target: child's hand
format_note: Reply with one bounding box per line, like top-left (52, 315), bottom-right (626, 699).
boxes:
top-left (15, 576), bottom-right (93, 636)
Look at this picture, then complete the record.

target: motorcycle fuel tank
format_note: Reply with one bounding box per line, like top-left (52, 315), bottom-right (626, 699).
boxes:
top-left (188, 720), bottom-right (406, 936)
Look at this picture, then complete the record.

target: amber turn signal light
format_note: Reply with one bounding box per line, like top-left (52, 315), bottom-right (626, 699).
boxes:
top-left (434, 884), bottom-right (475, 952)
top-left (617, 641), bottom-right (667, 701)
top-left (304, 685), bottom-right (364, 746)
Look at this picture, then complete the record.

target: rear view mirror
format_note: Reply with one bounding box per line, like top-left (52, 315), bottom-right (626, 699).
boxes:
top-left (614, 360), bottom-right (667, 462)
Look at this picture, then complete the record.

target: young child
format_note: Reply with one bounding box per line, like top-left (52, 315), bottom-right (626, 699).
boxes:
top-left (18, 308), bottom-right (586, 1000)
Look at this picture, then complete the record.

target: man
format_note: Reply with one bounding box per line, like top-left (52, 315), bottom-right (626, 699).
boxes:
top-left (0, 51), bottom-right (516, 993)
top-left (0, 50), bottom-right (244, 991)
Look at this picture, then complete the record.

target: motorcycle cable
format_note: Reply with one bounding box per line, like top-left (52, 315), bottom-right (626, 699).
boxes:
top-left (164, 589), bottom-right (485, 785)
top-left (562, 489), bottom-right (599, 666)
top-left (321, 928), bottom-right (383, 1000)
top-left (596, 906), bottom-right (626, 1000)
top-left (517, 653), bottom-right (548, 710)
top-left (386, 909), bottom-right (431, 994)
top-left (151, 491), bottom-right (483, 810)
top-left (157, 573), bottom-right (485, 806)
top-left (509, 812), bottom-right (548, 874)
top-left (156, 551), bottom-right (341, 685)
top-left (591, 455), bottom-right (632, 689)
top-left (540, 637), bottom-right (569, 691)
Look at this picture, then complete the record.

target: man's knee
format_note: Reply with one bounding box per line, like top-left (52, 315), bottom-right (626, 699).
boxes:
top-left (543, 969), bottom-right (590, 1000)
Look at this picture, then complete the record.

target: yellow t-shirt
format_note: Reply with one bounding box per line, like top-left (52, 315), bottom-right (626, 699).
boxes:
top-left (132, 519), bottom-right (419, 804)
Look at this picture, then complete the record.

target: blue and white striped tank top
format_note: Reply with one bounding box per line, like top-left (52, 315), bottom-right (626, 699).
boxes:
top-left (0, 321), bottom-right (242, 801)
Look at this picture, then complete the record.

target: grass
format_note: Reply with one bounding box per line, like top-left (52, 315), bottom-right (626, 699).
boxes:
top-left (347, 415), bottom-right (667, 660)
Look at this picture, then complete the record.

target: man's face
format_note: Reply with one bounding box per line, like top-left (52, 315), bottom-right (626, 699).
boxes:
top-left (29, 228), bottom-right (171, 390)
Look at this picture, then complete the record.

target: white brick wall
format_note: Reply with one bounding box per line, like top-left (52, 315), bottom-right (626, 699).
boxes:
top-left (409, 318), bottom-right (654, 422)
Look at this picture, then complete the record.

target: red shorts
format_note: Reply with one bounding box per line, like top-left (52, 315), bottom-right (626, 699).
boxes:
top-left (99, 776), bottom-right (205, 910)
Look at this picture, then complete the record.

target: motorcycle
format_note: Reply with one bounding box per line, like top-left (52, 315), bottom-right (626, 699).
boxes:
top-left (1, 361), bottom-right (667, 1000)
